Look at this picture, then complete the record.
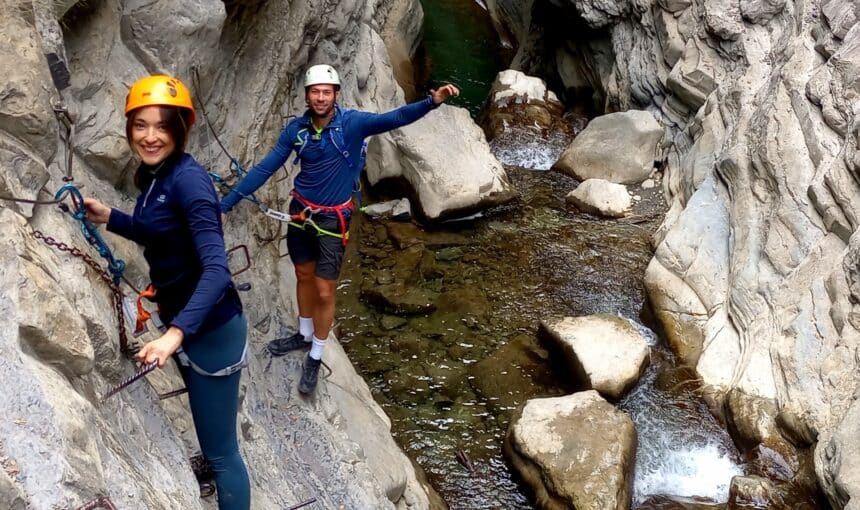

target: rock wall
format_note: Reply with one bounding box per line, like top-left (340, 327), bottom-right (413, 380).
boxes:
top-left (488, 0), bottom-right (860, 506)
top-left (0, 0), bottom-right (453, 508)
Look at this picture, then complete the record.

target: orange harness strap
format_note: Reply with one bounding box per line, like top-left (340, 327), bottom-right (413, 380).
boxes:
top-left (134, 283), bottom-right (158, 336)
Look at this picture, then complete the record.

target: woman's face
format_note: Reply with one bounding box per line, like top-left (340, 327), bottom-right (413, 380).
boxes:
top-left (130, 106), bottom-right (176, 165)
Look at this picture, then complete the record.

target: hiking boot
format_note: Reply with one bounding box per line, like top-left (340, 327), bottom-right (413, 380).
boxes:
top-left (190, 454), bottom-right (215, 498)
top-left (298, 356), bottom-right (322, 394)
top-left (267, 332), bottom-right (310, 357)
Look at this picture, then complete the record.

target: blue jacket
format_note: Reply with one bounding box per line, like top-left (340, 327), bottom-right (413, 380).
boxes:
top-left (220, 97), bottom-right (438, 212)
top-left (108, 152), bottom-right (242, 336)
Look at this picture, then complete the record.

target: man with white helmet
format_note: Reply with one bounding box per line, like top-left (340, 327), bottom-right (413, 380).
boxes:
top-left (221, 64), bottom-right (459, 394)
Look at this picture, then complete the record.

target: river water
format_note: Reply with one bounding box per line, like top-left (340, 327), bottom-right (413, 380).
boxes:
top-left (336, 1), bottom-right (744, 508)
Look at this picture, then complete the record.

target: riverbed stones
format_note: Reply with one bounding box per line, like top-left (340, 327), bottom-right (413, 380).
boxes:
top-left (361, 283), bottom-right (438, 315)
top-left (380, 315), bottom-right (408, 331)
top-left (541, 315), bottom-right (650, 399)
top-left (725, 474), bottom-right (820, 509)
top-left (485, 0), bottom-right (860, 508)
top-left (566, 178), bottom-right (633, 218)
top-left (724, 388), bottom-right (779, 450)
top-left (385, 222), bottom-right (470, 250)
top-left (553, 110), bottom-right (662, 185)
top-left (505, 391), bottom-right (636, 510)
top-left (745, 439), bottom-right (798, 482)
top-left (364, 198), bottom-right (412, 221)
top-left (636, 495), bottom-right (723, 509)
top-left (727, 476), bottom-right (776, 508)
top-left (469, 334), bottom-right (554, 414)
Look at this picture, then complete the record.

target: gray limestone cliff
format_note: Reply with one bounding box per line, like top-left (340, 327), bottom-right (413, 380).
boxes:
top-left (487, 0), bottom-right (860, 506)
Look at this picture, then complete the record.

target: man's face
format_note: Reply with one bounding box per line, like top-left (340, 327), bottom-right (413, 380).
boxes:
top-left (306, 84), bottom-right (337, 117)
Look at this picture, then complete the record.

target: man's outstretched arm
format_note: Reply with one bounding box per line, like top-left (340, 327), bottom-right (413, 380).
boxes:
top-left (356, 84), bottom-right (460, 137)
top-left (220, 127), bottom-right (295, 213)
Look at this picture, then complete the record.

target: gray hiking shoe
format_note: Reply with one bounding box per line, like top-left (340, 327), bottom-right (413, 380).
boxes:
top-left (267, 332), bottom-right (310, 357)
top-left (298, 356), bottom-right (322, 394)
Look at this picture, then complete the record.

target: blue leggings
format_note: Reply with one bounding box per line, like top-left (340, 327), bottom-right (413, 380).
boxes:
top-left (178, 313), bottom-right (250, 510)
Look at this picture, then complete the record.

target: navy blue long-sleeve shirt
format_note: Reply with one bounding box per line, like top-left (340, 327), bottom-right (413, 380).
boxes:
top-left (108, 152), bottom-right (242, 336)
top-left (220, 97), bottom-right (438, 211)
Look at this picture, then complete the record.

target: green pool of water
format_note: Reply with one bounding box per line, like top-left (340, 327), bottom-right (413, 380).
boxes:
top-left (417, 0), bottom-right (509, 115)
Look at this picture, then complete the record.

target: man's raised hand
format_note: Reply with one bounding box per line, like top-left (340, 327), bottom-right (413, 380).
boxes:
top-left (431, 84), bottom-right (460, 105)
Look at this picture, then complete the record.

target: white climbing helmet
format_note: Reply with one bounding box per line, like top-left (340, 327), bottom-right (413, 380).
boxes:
top-left (304, 64), bottom-right (341, 88)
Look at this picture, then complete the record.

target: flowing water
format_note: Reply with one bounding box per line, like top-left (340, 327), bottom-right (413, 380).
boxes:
top-left (335, 1), bottom-right (744, 507)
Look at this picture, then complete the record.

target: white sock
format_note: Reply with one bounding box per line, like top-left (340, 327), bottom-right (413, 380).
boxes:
top-left (298, 316), bottom-right (314, 342)
top-left (309, 335), bottom-right (326, 360)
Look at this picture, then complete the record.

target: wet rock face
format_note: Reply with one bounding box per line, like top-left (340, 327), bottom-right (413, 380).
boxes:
top-left (505, 391), bottom-right (636, 510)
top-left (480, 69), bottom-right (580, 170)
top-left (483, 69), bottom-right (565, 142)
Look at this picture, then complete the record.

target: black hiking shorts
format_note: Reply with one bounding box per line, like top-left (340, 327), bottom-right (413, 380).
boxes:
top-left (286, 199), bottom-right (350, 280)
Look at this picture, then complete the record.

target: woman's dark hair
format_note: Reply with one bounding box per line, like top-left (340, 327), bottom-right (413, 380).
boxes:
top-left (127, 106), bottom-right (192, 189)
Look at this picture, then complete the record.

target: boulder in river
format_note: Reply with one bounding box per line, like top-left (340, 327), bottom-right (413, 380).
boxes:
top-left (505, 391), bottom-right (637, 510)
top-left (541, 314), bottom-right (650, 399)
top-left (566, 178), bottom-right (633, 218)
top-left (553, 110), bottom-right (663, 185)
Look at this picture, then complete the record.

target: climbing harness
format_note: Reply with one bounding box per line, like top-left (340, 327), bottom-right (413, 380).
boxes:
top-left (175, 339), bottom-right (249, 378)
top-left (133, 283), bottom-right (158, 336)
top-left (132, 243), bottom-right (251, 338)
top-left (100, 361), bottom-right (158, 401)
top-left (288, 191), bottom-right (352, 246)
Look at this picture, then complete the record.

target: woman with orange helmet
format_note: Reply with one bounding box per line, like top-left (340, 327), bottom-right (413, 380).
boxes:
top-left (84, 75), bottom-right (250, 509)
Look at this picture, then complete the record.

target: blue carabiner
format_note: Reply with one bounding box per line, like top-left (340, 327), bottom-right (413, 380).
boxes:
top-left (53, 183), bottom-right (126, 284)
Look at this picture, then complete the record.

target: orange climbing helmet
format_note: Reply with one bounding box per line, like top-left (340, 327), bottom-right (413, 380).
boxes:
top-left (125, 75), bottom-right (196, 126)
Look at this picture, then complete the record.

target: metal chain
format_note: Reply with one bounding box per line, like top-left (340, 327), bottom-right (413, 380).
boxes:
top-left (31, 229), bottom-right (129, 353)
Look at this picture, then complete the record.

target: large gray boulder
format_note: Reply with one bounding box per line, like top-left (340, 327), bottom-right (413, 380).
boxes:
top-left (505, 391), bottom-right (636, 510)
top-left (541, 315), bottom-right (649, 399)
top-left (366, 105), bottom-right (516, 220)
top-left (553, 110), bottom-right (663, 184)
top-left (566, 178), bottom-right (632, 218)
